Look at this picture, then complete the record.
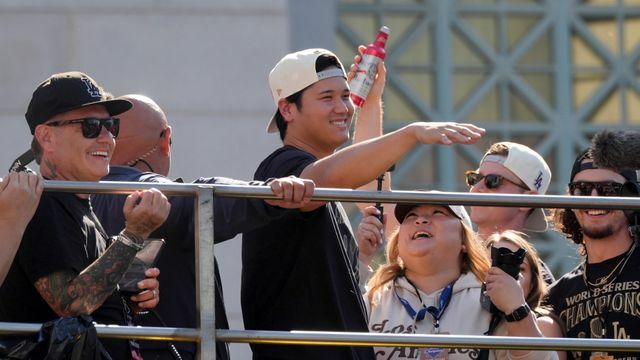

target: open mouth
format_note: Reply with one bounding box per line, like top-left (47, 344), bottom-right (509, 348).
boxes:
top-left (584, 209), bottom-right (610, 216)
top-left (330, 119), bottom-right (348, 127)
top-left (89, 151), bottom-right (109, 158)
top-left (412, 231), bottom-right (432, 240)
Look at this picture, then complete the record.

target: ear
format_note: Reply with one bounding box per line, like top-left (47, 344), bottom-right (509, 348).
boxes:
top-left (159, 126), bottom-right (172, 156)
top-left (277, 99), bottom-right (296, 123)
top-left (34, 124), bottom-right (55, 152)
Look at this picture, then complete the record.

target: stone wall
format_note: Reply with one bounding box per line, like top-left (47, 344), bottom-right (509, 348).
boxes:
top-left (0, 1), bottom-right (290, 358)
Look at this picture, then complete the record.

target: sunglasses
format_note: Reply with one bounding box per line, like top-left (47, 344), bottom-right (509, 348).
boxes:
top-left (568, 181), bottom-right (624, 197)
top-left (46, 117), bottom-right (120, 139)
top-left (465, 170), bottom-right (529, 190)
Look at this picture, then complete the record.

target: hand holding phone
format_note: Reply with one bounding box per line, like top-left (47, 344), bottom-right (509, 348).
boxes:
top-left (118, 238), bottom-right (165, 296)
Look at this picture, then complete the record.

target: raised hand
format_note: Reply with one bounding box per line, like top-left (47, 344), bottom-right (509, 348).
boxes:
top-left (348, 45), bottom-right (386, 104)
top-left (265, 176), bottom-right (315, 209)
top-left (0, 172), bottom-right (43, 227)
top-left (484, 266), bottom-right (527, 315)
top-left (123, 188), bottom-right (171, 240)
top-left (356, 206), bottom-right (386, 266)
top-left (409, 122), bottom-right (485, 146)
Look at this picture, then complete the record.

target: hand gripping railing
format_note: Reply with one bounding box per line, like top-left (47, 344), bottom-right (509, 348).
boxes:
top-left (1, 180), bottom-right (640, 359)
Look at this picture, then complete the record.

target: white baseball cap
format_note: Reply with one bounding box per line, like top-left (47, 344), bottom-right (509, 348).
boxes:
top-left (480, 142), bottom-right (552, 232)
top-left (266, 48), bottom-right (346, 133)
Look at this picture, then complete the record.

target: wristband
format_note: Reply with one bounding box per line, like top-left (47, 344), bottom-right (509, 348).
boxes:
top-left (116, 232), bottom-right (144, 251)
top-left (121, 229), bottom-right (144, 244)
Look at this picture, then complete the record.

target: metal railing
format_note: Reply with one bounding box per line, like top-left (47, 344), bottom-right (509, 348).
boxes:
top-left (1, 180), bottom-right (640, 359)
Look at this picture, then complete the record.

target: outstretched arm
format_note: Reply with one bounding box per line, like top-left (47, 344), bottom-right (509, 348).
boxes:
top-left (300, 121), bottom-right (484, 196)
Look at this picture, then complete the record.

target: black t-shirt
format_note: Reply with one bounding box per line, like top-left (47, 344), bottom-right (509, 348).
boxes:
top-left (0, 192), bottom-right (129, 358)
top-left (241, 146), bottom-right (374, 360)
top-left (92, 166), bottom-right (288, 360)
top-left (547, 244), bottom-right (640, 360)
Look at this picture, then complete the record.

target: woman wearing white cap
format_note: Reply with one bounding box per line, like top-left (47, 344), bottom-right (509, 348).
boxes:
top-left (361, 195), bottom-right (559, 360)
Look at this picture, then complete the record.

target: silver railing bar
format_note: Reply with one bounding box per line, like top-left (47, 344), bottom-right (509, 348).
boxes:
top-left (0, 322), bottom-right (199, 341)
top-left (44, 180), bottom-right (640, 210)
top-left (212, 186), bottom-right (640, 210)
top-left (2, 322), bottom-right (639, 352)
top-left (195, 187), bottom-right (216, 359)
top-left (217, 330), bottom-right (640, 352)
top-left (45, 180), bottom-right (200, 196)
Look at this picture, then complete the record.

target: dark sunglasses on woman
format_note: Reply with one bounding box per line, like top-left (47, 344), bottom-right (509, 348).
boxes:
top-left (568, 181), bottom-right (624, 197)
top-left (45, 117), bottom-right (120, 139)
top-left (465, 170), bottom-right (529, 190)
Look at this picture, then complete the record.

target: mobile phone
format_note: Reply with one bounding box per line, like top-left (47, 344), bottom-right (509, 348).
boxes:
top-left (117, 238), bottom-right (165, 296)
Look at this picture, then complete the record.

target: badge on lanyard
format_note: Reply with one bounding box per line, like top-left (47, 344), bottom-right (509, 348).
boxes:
top-left (418, 332), bottom-right (450, 360)
top-left (589, 352), bottom-right (614, 360)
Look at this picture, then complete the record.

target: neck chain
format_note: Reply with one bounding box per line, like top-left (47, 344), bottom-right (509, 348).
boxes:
top-left (583, 240), bottom-right (636, 287)
top-left (581, 240), bottom-right (636, 339)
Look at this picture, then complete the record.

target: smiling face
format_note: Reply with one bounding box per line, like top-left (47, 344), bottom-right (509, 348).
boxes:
top-left (397, 205), bottom-right (464, 272)
top-left (284, 73), bottom-right (354, 157)
top-left (38, 104), bottom-right (115, 181)
top-left (571, 164), bottom-right (629, 241)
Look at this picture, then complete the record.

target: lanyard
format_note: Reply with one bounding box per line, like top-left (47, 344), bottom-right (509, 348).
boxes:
top-left (121, 296), bottom-right (144, 360)
top-left (394, 277), bottom-right (455, 332)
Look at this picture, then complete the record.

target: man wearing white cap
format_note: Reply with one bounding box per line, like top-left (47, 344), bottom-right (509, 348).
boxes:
top-left (465, 141), bottom-right (554, 283)
top-left (241, 48), bottom-right (485, 360)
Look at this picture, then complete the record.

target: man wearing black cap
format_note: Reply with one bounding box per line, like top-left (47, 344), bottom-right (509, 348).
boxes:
top-left (548, 129), bottom-right (640, 360)
top-left (0, 72), bottom-right (171, 359)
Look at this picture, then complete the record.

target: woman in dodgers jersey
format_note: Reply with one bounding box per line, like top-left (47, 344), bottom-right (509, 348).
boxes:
top-left (362, 197), bottom-right (559, 360)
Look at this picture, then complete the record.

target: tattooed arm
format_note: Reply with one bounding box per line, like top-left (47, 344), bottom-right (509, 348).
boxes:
top-left (34, 188), bottom-right (171, 316)
top-left (34, 240), bottom-right (138, 316)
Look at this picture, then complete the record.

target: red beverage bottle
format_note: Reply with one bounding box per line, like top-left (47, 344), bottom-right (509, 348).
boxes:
top-left (350, 26), bottom-right (390, 107)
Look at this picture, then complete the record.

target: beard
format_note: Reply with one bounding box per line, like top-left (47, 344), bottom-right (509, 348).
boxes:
top-left (581, 223), bottom-right (615, 239)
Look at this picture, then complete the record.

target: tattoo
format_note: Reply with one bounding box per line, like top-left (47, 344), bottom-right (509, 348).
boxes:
top-left (43, 159), bottom-right (58, 179)
top-left (34, 241), bottom-right (137, 316)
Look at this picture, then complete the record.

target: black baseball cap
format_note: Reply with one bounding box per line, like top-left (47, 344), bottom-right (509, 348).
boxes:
top-left (25, 71), bottom-right (132, 134)
top-left (393, 190), bottom-right (473, 228)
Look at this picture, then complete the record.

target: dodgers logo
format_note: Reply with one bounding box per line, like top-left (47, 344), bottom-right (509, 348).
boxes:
top-left (81, 77), bottom-right (102, 98)
top-left (533, 171), bottom-right (543, 191)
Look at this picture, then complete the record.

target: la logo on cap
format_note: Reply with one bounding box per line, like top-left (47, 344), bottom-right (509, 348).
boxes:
top-left (81, 77), bottom-right (102, 98)
top-left (534, 171), bottom-right (543, 191)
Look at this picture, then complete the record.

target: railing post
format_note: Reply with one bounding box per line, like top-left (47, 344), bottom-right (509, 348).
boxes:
top-left (195, 187), bottom-right (216, 359)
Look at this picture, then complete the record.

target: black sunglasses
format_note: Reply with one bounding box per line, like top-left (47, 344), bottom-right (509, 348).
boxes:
top-left (46, 117), bottom-right (120, 139)
top-left (568, 181), bottom-right (624, 197)
top-left (465, 170), bottom-right (529, 190)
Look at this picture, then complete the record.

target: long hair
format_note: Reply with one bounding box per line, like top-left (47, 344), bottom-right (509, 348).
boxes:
top-left (483, 231), bottom-right (546, 310)
top-left (552, 205), bottom-right (585, 254)
top-left (366, 222), bottom-right (490, 304)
